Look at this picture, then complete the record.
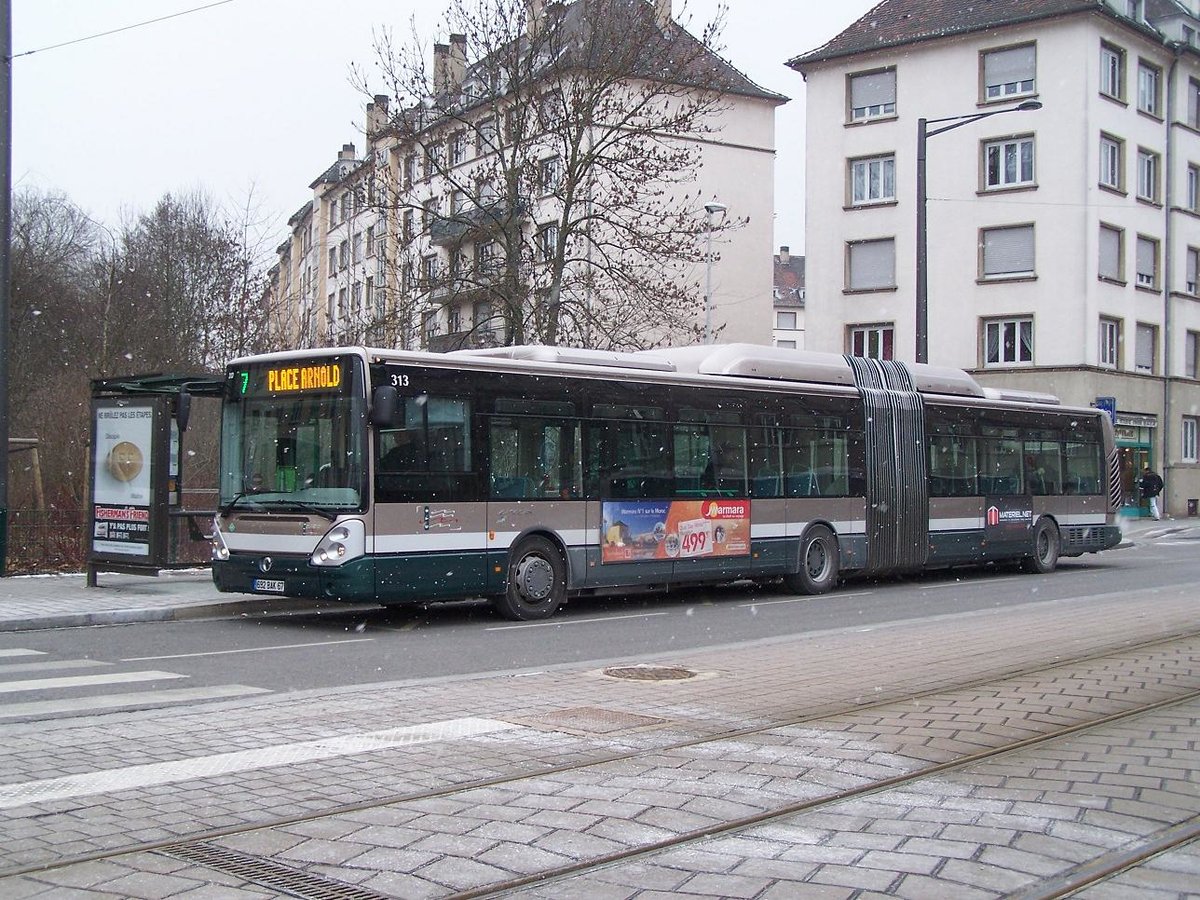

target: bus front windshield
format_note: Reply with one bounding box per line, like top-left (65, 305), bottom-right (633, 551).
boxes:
top-left (219, 357), bottom-right (366, 513)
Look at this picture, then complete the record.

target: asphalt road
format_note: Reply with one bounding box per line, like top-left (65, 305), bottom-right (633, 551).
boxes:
top-left (1, 534), bottom-right (1196, 722)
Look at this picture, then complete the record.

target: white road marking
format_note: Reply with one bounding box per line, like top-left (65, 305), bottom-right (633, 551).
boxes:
top-left (0, 649), bottom-right (45, 658)
top-left (921, 576), bottom-right (1023, 590)
top-left (0, 685), bottom-right (271, 720)
top-left (122, 638), bottom-right (374, 662)
top-left (486, 611), bottom-right (669, 630)
top-left (0, 717), bottom-right (523, 809)
top-left (0, 659), bottom-right (109, 675)
top-left (0, 671), bottom-right (185, 694)
top-left (737, 591), bottom-right (874, 608)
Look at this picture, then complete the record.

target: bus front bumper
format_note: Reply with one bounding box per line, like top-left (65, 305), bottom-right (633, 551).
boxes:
top-left (212, 554), bottom-right (375, 602)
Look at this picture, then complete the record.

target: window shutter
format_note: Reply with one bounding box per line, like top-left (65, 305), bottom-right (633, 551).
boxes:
top-left (849, 239), bottom-right (895, 290)
top-left (850, 71), bottom-right (895, 108)
top-left (1136, 237), bottom-right (1155, 280)
top-left (1136, 324), bottom-right (1155, 370)
top-left (983, 226), bottom-right (1034, 276)
top-left (985, 45), bottom-right (1035, 86)
top-left (1099, 227), bottom-right (1121, 280)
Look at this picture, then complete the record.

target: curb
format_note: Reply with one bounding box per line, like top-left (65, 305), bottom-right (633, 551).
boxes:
top-left (0, 598), bottom-right (379, 633)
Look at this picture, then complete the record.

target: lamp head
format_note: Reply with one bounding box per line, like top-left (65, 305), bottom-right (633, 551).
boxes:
top-left (704, 202), bottom-right (727, 215)
top-left (1016, 100), bottom-right (1043, 112)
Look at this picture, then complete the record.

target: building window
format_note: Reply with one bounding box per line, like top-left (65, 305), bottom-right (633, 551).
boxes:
top-left (339, 241), bottom-right (349, 269)
top-left (536, 224), bottom-right (559, 262)
top-left (776, 340), bottom-right (797, 349)
top-left (421, 254), bottom-right (438, 285)
top-left (848, 68), bottom-right (896, 122)
top-left (423, 311), bottom-right (438, 342)
top-left (478, 240), bottom-right (501, 276)
top-left (1100, 135), bottom-right (1124, 190)
top-left (1189, 165), bottom-right (1200, 212)
top-left (1136, 148), bottom-right (1160, 202)
top-left (1189, 78), bottom-right (1200, 129)
top-left (776, 311), bottom-right (798, 329)
top-left (849, 324), bottom-right (894, 360)
top-left (1183, 417), bottom-right (1199, 463)
top-left (366, 226), bottom-right (375, 256)
top-left (1099, 317), bottom-right (1121, 368)
top-left (1188, 248), bottom-right (1200, 295)
top-left (983, 136), bottom-right (1035, 189)
top-left (448, 305), bottom-right (462, 333)
top-left (1099, 224), bottom-right (1124, 282)
top-left (1137, 60), bottom-right (1162, 117)
top-left (404, 153), bottom-right (418, 187)
top-left (984, 317), bottom-right (1033, 366)
top-left (1187, 330), bottom-right (1200, 379)
top-left (845, 238), bottom-right (896, 291)
top-left (1135, 322), bottom-right (1157, 372)
top-left (1136, 235), bottom-right (1159, 288)
top-left (982, 44), bottom-right (1035, 100)
top-left (477, 117), bottom-right (498, 154)
top-left (328, 248), bottom-right (337, 273)
top-left (981, 224), bottom-right (1035, 279)
top-left (1100, 42), bottom-right (1125, 100)
top-left (352, 232), bottom-right (362, 265)
top-left (340, 194), bottom-right (351, 223)
top-left (450, 131), bottom-right (467, 166)
top-left (849, 154), bottom-right (895, 205)
top-left (538, 156), bottom-right (562, 195)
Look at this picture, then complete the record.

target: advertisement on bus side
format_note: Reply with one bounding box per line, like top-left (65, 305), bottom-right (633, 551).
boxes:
top-left (600, 499), bottom-right (751, 564)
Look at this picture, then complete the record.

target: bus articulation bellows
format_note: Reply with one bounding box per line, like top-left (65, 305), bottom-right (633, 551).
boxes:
top-left (210, 344), bottom-right (1123, 620)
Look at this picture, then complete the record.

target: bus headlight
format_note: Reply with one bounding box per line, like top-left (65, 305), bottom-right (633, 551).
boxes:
top-left (311, 519), bottom-right (366, 567)
top-left (211, 518), bottom-right (230, 562)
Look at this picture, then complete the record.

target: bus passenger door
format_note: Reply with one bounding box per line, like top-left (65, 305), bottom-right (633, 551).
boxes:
top-left (486, 414), bottom-right (587, 591)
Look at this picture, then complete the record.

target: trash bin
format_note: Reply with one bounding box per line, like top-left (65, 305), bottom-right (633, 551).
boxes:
top-left (1189, 498), bottom-right (1199, 517)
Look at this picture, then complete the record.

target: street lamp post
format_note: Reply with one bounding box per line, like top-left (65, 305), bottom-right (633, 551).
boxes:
top-left (915, 99), bottom-right (1042, 364)
top-left (704, 202), bottom-right (726, 344)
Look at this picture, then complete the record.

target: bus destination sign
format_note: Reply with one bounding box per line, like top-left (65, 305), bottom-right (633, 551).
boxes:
top-left (232, 359), bottom-right (348, 396)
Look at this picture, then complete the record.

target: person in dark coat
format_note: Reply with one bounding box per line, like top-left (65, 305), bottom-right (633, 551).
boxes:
top-left (1139, 467), bottom-right (1164, 520)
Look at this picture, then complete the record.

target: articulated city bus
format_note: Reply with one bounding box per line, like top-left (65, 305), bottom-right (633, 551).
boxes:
top-left (210, 344), bottom-right (1123, 620)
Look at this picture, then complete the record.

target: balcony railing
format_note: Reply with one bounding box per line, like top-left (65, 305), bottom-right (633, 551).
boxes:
top-left (429, 198), bottom-right (527, 246)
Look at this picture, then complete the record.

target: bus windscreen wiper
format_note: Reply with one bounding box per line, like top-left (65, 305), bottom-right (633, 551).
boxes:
top-left (256, 499), bottom-right (338, 521)
top-left (219, 492), bottom-right (263, 516)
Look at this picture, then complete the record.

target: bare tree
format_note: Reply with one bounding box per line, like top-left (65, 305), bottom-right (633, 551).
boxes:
top-left (355, 0), bottom-right (748, 350)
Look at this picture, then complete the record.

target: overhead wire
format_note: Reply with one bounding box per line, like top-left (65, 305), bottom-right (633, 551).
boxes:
top-left (8, 0), bottom-right (238, 61)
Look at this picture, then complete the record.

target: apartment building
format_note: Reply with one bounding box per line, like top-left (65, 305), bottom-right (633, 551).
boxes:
top-left (772, 246), bottom-right (805, 348)
top-left (269, 0), bottom-right (783, 354)
top-left (790, 0), bottom-right (1200, 517)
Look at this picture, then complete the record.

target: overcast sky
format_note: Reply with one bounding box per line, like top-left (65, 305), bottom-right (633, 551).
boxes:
top-left (12, 0), bottom-right (878, 255)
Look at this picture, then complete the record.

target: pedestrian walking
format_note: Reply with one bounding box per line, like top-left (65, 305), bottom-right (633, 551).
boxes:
top-left (1139, 467), bottom-right (1164, 520)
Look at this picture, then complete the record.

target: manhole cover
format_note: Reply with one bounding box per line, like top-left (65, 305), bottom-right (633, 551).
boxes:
top-left (531, 706), bottom-right (666, 734)
top-left (602, 664), bottom-right (697, 681)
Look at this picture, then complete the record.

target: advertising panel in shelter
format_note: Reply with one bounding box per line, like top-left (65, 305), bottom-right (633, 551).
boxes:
top-left (600, 499), bottom-right (751, 564)
top-left (91, 404), bottom-right (156, 558)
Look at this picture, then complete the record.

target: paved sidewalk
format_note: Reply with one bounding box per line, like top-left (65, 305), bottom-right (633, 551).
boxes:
top-left (0, 515), bottom-right (1190, 633)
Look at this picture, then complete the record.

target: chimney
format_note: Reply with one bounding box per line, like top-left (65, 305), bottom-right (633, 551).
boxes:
top-left (366, 94), bottom-right (390, 135)
top-left (779, 245), bottom-right (790, 265)
top-left (448, 34), bottom-right (467, 93)
top-left (655, 0), bottom-right (671, 31)
top-left (527, 0), bottom-right (545, 39)
top-left (433, 43), bottom-right (449, 96)
top-left (339, 143), bottom-right (356, 161)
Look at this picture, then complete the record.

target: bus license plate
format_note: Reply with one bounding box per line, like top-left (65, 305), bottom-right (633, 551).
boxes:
top-left (253, 579), bottom-right (285, 593)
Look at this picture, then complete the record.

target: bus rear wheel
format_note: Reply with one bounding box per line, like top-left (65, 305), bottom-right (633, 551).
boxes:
top-left (495, 535), bottom-right (566, 621)
top-left (784, 525), bottom-right (839, 594)
top-left (1021, 518), bottom-right (1060, 574)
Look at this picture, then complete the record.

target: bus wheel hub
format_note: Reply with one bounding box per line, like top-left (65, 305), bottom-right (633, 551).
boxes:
top-left (516, 556), bottom-right (554, 601)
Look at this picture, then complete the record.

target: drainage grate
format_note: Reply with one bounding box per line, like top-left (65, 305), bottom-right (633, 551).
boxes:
top-left (160, 841), bottom-right (391, 900)
top-left (530, 706), bottom-right (667, 734)
top-left (602, 664), bottom-right (697, 681)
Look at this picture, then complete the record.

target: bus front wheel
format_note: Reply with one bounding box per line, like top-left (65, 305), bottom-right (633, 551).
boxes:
top-left (784, 526), bottom-right (839, 594)
top-left (1021, 518), bottom-right (1060, 574)
top-left (495, 536), bottom-right (566, 621)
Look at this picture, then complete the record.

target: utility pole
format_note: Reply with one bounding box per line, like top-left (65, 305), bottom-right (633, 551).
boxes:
top-left (0, 0), bottom-right (12, 576)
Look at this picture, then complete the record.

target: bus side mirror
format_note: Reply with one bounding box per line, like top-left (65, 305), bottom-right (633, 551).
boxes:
top-left (176, 391), bottom-right (192, 432)
top-left (370, 385), bottom-right (400, 428)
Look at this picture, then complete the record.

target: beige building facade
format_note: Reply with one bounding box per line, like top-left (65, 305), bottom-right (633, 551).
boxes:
top-left (268, 0), bottom-right (782, 355)
top-left (792, 0), bottom-right (1200, 518)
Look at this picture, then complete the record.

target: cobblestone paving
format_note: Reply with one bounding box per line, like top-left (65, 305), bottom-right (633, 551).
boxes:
top-left (0, 587), bottom-right (1195, 897)
top-left (4, 632), bottom-right (1196, 898)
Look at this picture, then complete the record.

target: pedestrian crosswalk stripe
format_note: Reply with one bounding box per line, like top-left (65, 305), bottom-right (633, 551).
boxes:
top-left (0, 685), bottom-right (271, 721)
top-left (0, 717), bottom-right (523, 809)
top-left (0, 659), bottom-right (109, 676)
top-left (0, 670), bottom-right (186, 694)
